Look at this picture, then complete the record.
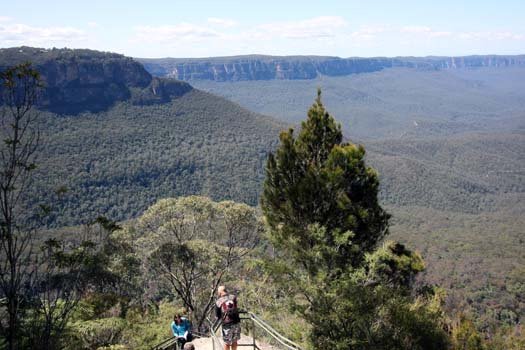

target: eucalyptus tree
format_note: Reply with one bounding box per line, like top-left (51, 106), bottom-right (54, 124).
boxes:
top-left (0, 63), bottom-right (42, 350)
top-left (136, 196), bottom-right (262, 330)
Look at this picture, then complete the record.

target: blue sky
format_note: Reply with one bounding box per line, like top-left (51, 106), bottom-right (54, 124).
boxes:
top-left (1, 0), bottom-right (524, 58)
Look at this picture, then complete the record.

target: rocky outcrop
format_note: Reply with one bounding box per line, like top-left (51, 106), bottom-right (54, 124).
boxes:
top-left (0, 47), bottom-right (192, 114)
top-left (131, 77), bottom-right (192, 105)
top-left (138, 54), bottom-right (525, 82)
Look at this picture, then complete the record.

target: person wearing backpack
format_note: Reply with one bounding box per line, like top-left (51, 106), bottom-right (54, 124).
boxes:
top-left (215, 286), bottom-right (241, 350)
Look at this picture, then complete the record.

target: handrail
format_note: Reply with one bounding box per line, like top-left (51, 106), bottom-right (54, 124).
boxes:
top-left (245, 312), bottom-right (303, 350)
top-left (210, 311), bottom-right (303, 350)
top-left (207, 316), bottom-right (224, 350)
top-left (150, 336), bottom-right (178, 350)
top-left (151, 331), bottom-right (205, 350)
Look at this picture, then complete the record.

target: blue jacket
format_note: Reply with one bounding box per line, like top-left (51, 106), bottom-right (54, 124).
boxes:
top-left (171, 318), bottom-right (191, 337)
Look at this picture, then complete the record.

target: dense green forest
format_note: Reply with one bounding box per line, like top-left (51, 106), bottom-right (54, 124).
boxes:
top-left (28, 90), bottom-right (282, 226)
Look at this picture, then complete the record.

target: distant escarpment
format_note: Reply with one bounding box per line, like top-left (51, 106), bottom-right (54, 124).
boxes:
top-left (137, 54), bottom-right (525, 81)
top-left (0, 47), bottom-right (192, 114)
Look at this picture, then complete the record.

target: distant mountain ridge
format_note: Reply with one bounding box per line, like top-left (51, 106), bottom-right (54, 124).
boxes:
top-left (137, 54), bottom-right (525, 81)
top-left (0, 46), bottom-right (192, 114)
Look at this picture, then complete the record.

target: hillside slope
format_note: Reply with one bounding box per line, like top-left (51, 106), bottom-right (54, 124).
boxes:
top-left (367, 132), bottom-right (525, 212)
top-left (30, 89), bottom-right (283, 226)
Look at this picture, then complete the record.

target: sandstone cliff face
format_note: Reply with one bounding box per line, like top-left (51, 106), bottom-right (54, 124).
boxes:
top-left (130, 77), bottom-right (193, 105)
top-left (140, 56), bottom-right (399, 81)
top-left (138, 55), bottom-right (525, 82)
top-left (0, 47), bottom-right (192, 114)
top-left (396, 55), bottom-right (525, 70)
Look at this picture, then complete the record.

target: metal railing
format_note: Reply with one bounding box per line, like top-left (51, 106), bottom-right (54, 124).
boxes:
top-left (210, 311), bottom-right (303, 350)
top-left (151, 336), bottom-right (179, 350)
top-left (151, 331), bottom-right (205, 350)
top-left (208, 316), bottom-right (225, 350)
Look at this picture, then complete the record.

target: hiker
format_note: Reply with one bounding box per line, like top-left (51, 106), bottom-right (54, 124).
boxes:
top-left (215, 286), bottom-right (241, 350)
top-left (171, 314), bottom-right (192, 348)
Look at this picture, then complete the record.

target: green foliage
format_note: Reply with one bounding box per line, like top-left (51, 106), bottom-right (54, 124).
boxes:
top-left (262, 90), bottom-right (389, 273)
top-left (133, 195), bottom-right (262, 329)
top-left (234, 255), bottom-right (311, 347)
top-left (305, 280), bottom-right (448, 350)
top-left (451, 316), bottom-right (485, 350)
top-left (25, 90), bottom-right (282, 227)
top-left (365, 241), bottom-right (425, 289)
top-left (64, 302), bottom-right (186, 350)
top-left (3, 53), bottom-right (520, 334)
top-left (120, 302), bottom-right (179, 350)
top-left (261, 91), bottom-right (447, 349)
top-left (0, 51), bottom-right (521, 347)
top-left (68, 317), bottom-right (128, 350)
top-left (485, 325), bottom-right (525, 350)
top-left (294, 254), bottom-right (449, 350)
top-left (20, 218), bottom-right (134, 350)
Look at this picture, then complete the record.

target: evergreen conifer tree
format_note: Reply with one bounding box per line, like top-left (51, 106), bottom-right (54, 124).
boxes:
top-left (262, 89), bottom-right (390, 274)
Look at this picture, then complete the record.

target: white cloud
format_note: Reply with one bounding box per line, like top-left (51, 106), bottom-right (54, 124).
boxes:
top-left (459, 31), bottom-right (524, 41)
top-left (401, 26), bottom-right (432, 34)
top-left (126, 19), bottom-right (525, 57)
top-left (401, 26), bottom-right (453, 38)
top-left (0, 16), bottom-right (12, 22)
top-left (207, 18), bottom-right (237, 28)
top-left (131, 16), bottom-right (349, 48)
top-left (351, 25), bottom-right (388, 40)
top-left (400, 26), bottom-right (452, 38)
top-left (256, 16), bottom-right (348, 39)
top-left (399, 26), bottom-right (525, 41)
top-left (87, 21), bottom-right (100, 28)
top-left (133, 23), bottom-right (221, 43)
top-left (0, 23), bottom-right (86, 46)
top-left (428, 31), bottom-right (453, 38)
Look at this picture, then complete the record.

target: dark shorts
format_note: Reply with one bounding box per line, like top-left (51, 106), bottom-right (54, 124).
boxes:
top-left (222, 322), bottom-right (241, 345)
top-left (176, 333), bottom-right (192, 347)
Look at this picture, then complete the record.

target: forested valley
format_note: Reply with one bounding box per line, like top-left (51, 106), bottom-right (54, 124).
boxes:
top-left (0, 47), bottom-right (523, 349)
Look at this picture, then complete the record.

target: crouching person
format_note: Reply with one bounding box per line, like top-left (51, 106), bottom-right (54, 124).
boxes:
top-left (171, 314), bottom-right (192, 348)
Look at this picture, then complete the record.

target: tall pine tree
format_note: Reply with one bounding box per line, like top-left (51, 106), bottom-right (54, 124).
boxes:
top-left (262, 89), bottom-right (389, 275)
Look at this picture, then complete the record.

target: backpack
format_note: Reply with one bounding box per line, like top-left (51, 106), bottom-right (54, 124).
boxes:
top-left (220, 294), bottom-right (239, 324)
